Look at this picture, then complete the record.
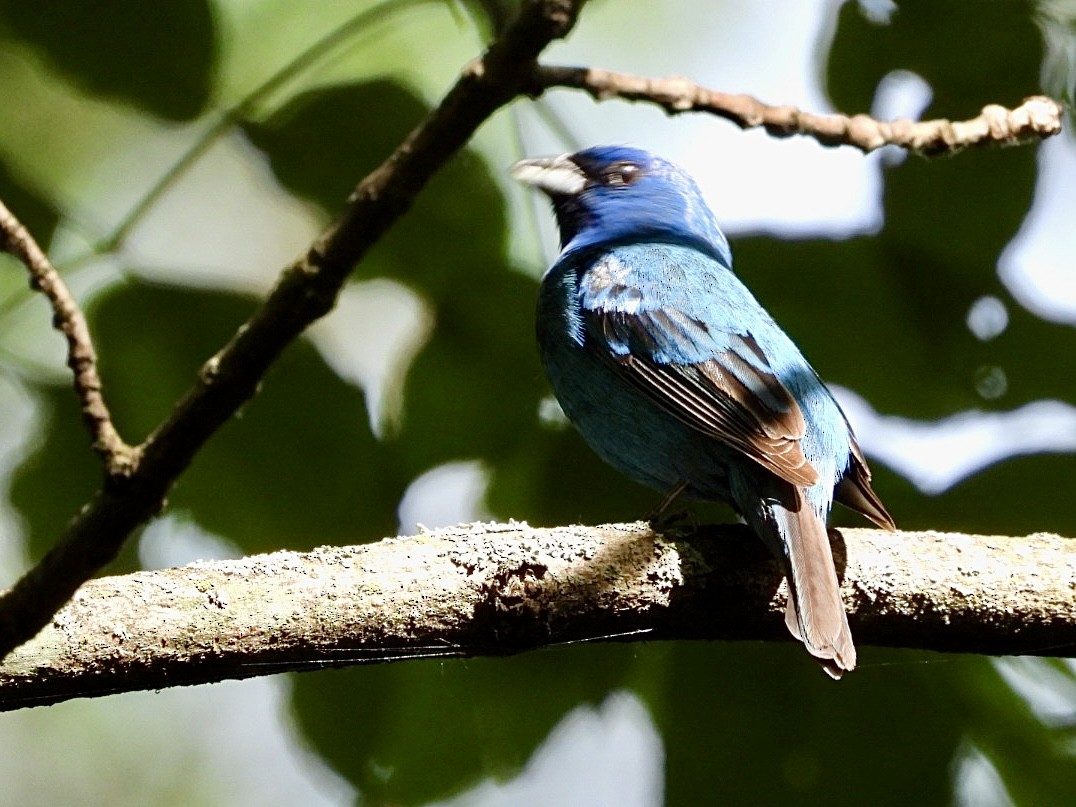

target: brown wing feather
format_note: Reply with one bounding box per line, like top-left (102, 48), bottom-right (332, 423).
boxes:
top-left (597, 314), bottom-right (820, 488)
top-left (834, 438), bottom-right (896, 530)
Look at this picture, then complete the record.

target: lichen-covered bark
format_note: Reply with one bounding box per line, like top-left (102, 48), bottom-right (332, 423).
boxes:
top-left (1, 522), bottom-right (1072, 710)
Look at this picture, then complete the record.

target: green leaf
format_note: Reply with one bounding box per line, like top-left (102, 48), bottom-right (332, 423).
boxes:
top-left (0, 159), bottom-right (61, 318)
top-left (658, 643), bottom-right (961, 806)
top-left (96, 281), bottom-right (405, 551)
top-left (10, 280), bottom-right (406, 563)
top-left (0, 0), bottom-right (216, 120)
top-left (291, 643), bottom-right (658, 804)
top-left (827, 0), bottom-right (1042, 118)
top-left (885, 453), bottom-right (1076, 537)
top-left (243, 79), bottom-right (508, 297)
top-left (947, 659), bottom-right (1076, 805)
top-left (0, 159), bottom-right (60, 250)
top-left (8, 384), bottom-right (115, 565)
top-left (246, 79), bottom-right (549, 476)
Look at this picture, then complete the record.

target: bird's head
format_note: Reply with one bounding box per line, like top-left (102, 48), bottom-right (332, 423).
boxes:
top-left (511, 145), bottom-right (731, 265)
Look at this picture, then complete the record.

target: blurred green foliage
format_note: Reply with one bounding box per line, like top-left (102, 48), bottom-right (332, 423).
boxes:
top-left (0, 0), bottom-right (216, 120)
top-left (1, 1), bottom-right (1074, 805)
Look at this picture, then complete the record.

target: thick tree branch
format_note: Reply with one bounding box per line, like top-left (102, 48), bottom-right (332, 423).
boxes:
top-left (0, 199), bottom-right (134, 471)
top-left (0, 0), bottom-right (588, 661)
top-left (527, 65), bottom-right (1064, 155)
top-left (1, 522), bottom-right (1072, 711)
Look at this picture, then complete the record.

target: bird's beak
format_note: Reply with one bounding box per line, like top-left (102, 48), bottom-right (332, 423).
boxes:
top-left (510, 154), bottom-right (587, 196)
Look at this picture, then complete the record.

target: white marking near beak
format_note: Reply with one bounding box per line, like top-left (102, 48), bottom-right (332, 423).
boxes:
top-left (510, 154), bottom-right (587, 196)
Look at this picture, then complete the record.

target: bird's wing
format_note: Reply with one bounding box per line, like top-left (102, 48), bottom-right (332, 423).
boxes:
top-left (579, 252), bottom-right (820, 488)
top-left (834, 438), bottom-right (897, 529)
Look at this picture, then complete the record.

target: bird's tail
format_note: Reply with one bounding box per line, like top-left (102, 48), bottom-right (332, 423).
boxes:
top-left (776, 497), bottom-right (855, 678)
top-left (741, 487), bottom-right (855, 678)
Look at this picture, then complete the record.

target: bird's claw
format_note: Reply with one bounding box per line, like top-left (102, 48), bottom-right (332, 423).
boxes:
top-left (646, 507), bottom-right (697, 538)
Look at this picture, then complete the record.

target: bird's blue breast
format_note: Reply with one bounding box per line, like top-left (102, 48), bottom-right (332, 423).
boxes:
top-left (538, 252), bottom-right (728, 495)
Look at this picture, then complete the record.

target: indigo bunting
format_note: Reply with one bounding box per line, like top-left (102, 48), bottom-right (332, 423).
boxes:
top-left (513, 146), bottom-right (894, 677)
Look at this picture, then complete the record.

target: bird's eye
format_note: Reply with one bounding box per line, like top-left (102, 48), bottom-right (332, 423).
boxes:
top-left (601, 162), bottom-right (642, 187)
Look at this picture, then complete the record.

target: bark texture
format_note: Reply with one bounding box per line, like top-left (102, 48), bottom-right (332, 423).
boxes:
top-left (2, 522), bottom-right (1072, 710)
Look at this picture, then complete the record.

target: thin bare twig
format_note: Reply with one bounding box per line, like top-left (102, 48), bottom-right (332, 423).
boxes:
top-left (0, 199), bottom-right (135, 473)
top-left (528, 65), bottom-right (1064, 155)
top-left (0, 0), bottom-right (588, 662)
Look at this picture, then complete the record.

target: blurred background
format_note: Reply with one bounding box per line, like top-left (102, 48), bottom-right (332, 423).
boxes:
top-left (1, 0), bottom-right (1074, 804)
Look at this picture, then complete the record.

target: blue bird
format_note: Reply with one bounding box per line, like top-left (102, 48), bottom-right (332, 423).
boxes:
top-left (512, 146), bottom-right (894, 677)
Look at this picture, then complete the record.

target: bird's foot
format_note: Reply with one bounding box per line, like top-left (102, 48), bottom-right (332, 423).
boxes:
top-left (647, 508), bottom-right (698, 538)
top-left (646, 482), bottom-right (696, 536)
top-left (645, 479), bottom-right (688, 525)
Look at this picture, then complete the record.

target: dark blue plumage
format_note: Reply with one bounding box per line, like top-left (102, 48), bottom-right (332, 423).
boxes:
top-left (513, 146), bottom-right (894, 676)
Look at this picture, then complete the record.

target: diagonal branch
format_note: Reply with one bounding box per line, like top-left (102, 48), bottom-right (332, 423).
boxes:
top-left (0, 0), bottom-right (589, 662)
top-left (97, 0), bottom-right (433, 254)
top-left (527, 65), bottom-right (1064, 155)
top-left (0, 199), bottom-right (134, 472)
top-left (1, 522), bottom-right (1073, 711)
